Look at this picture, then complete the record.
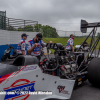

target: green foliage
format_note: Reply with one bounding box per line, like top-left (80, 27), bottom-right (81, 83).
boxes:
top-left (18, 25), bottom-right (34, 32)
top-left (7, 26), bottom-right (16, 31)
top-left (34, 24), bottom-right (59, 38)
top-left (24, 25), bottom-right (33, 32)
top-left (18, 27), bottom-right (23, 31)
top-left (97, 32), bottom-right (100, 37)
top-left (17, 24), bottom-right (59, 38)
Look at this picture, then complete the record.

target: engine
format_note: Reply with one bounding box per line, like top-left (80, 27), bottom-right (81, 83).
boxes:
top-left (40, 43), bottom-right (84, 79)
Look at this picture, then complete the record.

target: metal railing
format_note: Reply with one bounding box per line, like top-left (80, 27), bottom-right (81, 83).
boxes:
top-left (0, 15), bottom-right (38, 32)
top-left (57, 30), bottom-right (99, 38)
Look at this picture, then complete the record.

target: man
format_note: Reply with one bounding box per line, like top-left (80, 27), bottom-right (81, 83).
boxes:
top-left (27, 33), bottom-right (52, 60)
top-left (17, 33), bottom-right (28, 55)
top-left (82, 41), bottom-right (88, 48)
top-left (66, 34), bottom-right (74, 52)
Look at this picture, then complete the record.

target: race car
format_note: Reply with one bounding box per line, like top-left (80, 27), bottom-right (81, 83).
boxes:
top-left (1, 19), bottom-right (100, 100)
top-left (0, 42), bottom-right (89, 100)
top-left (0, 55), bottom-right (75, 100)
top-left (0, 41), bottom-right (100, 100)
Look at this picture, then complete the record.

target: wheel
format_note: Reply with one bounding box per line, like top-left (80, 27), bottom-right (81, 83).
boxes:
top-left (1, 55), bottom-right (7, 61)
top-left (87, 58), bottom-right (100, 86)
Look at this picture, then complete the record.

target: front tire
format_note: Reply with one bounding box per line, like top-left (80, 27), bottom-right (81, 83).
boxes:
top-left (1, 55), bottom-right (7, 61)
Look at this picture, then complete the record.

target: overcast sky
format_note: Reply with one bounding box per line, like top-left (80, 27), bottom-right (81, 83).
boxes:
top-left (0, 0), bottom-right (100, 35)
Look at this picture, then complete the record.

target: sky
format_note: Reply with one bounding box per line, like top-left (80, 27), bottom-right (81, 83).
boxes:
top-left (0, 0), bottom-right (100, 36)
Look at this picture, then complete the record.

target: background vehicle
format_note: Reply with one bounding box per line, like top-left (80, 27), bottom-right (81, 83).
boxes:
top-left (75, 44), bottom-right (90, 52)
top-left (1, 44), bottom-right (18, 61)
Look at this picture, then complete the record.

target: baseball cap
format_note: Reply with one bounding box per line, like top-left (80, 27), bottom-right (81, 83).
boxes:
top-left (36, 33), bottom-right (42, 40)
top-left (21, 33), bottom-right (28, 37)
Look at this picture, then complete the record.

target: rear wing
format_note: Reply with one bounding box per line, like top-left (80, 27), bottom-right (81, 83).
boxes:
top-left (81, 19), bottom-right (100, 33)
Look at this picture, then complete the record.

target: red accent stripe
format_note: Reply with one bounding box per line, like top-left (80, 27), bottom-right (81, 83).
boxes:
top-left (0, 66), bottom-right (27, 84)
top-left (52, 72), bottom-right (55, 76)
top-left (21, 41), bottom-right (25, 44)
top-left (0, 73), bottom-right (13, 84)
top-left (28, 40), bottom-right (32, 42)
top-left (43, 59), bottom-right (47, 62)
top-left (30, 81), bottom-right (35, 83)
top-left (10, 79), bottom-right (30, 88)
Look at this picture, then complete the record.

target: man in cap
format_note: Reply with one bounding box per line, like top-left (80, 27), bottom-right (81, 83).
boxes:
top-left (17, 33), bottom-right (28, 55)
top-left (27, 33), bottom-right (52, 60)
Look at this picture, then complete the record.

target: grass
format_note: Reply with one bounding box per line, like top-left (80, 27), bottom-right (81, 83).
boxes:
top-left (42, 37), bottom-right (100, 53)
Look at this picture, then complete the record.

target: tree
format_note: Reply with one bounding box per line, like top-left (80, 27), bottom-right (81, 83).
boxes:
top-left (7, 25), bottom-right (16, 31)
top-left (24, 25), bottom-right (33, 32)
top-left (97, 32), bottom-right (100, 37)
top-left (17, 25), bottom-right (34, 32)
top-left (18, 27), bottom-right (23, 31)
top-left (34, 24), bottom-right (59, 38)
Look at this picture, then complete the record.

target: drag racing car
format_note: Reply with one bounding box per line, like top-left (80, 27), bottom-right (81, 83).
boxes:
top-left (0, 42), bottom-right (88, 100)
top-left (0, 19), bottom-right (100, 100)
top-left (0, 41), bottom-right (100, 100)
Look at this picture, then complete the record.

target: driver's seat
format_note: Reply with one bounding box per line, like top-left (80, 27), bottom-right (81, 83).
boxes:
top-left (13, 55), bottom-right (39, 66)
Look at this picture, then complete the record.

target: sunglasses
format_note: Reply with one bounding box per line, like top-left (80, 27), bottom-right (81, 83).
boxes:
top-left (38, 38), bottom-right (41, 40)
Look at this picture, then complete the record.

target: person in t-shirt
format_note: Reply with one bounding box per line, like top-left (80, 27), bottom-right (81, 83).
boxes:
top-left (66, 34), bottom-right (74, 52)
top-left (27, 33), bottom-right (52, 60)
top-left (17, 33), bottom-right (28, 55)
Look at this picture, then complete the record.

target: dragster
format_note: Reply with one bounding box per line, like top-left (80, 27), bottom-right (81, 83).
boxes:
top-left (0, 55), bottom-right (75, 100)
top-left (0, 19), bottom-right (100, 100)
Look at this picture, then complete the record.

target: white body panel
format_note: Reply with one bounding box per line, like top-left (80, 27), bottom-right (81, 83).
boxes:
top-left (75, 45), bottom-right (89, 51)
top-left (75, 45), bottom-right (81, 48)
top-left (0, 64), bottom-right (75, 100)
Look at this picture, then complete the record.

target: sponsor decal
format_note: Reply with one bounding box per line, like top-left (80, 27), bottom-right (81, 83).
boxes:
top-left (22, 43), bottom-right (25, 48)
top-left (22, 66), bottom-right (37, 71)
top-left (57, 85), bottom-right (70, 95)
top-left (34, 51), bottom-right (40, 54)
top-left (78, 78), bottom-right (82, 82)
top-left (4, 79), bottom-right (35, 100)
top-left (60, 66), bottom-right (66, 71)
top-left (78, 78), bottom-right (82, 85)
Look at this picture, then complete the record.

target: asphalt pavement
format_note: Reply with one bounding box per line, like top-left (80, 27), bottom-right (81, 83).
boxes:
top-left (70, 80), bottom-right (100, 100)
